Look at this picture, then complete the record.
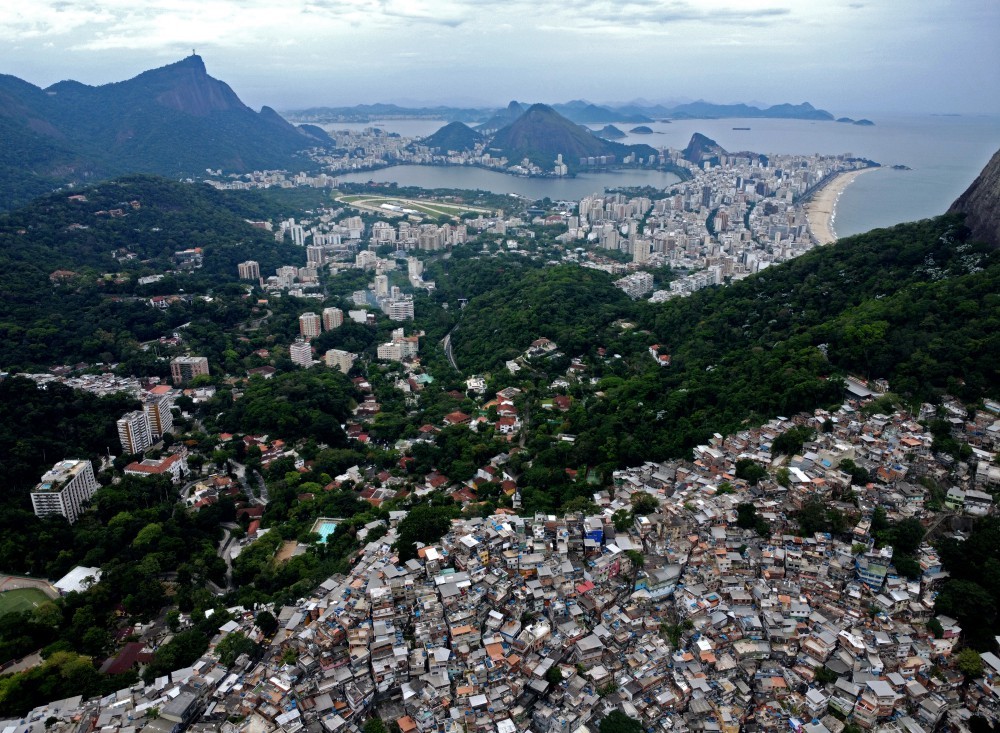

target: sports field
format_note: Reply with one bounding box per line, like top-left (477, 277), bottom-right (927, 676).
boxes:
top-left (0, 587), bottom-right (52, 616)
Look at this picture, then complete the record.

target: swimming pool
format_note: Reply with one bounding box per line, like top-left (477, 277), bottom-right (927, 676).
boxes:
top-left (310, 518), bottom-right (339, 543)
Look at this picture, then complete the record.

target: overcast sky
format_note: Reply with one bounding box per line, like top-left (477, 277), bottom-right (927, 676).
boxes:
top-left (1, 0), bottom-right (998, 115)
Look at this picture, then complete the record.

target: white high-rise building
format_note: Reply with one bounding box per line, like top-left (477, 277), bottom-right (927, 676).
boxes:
top-left (633, 239), bottom-right (650, 264)
top-left (356, 250), bottom-right (377, 270)
top-left (372, 222), bottom-right (395, 243)
top-left (31, 459), bottom-right (99, 524)
top-left (387, 298), bottom-right (414, 321)
top-left (299, 312), bottom-right (322, 339)
top-left (322, 307), bottom-right (344, 331)
top-left (374, 274), bottom-right (389, 298)
top-left (143, 395), bottom-right (173, 440)
top-left (290, 338), bottom-right (313, 368)
top-left (118, 410), bottom-right (152, 454)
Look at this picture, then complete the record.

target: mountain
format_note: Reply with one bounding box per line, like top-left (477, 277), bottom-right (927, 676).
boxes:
top-left (287, 98), bottom-right (843, 125)
top-left (287, 103), bottom-right (490, 123)
top-left (552, 100), bottom-right (652, 124)
top-left (0, 55), bottom-right (324, 211)
top-left (420, 121), bottom-right (483, 153)
top-left (451, 214), bottom-right (1000, 458)
top-left (682, 133), bottom-right (728, 165)
top-left (666, 100), bottom-right (835, 120)
top-left (488, 104), bottom-right (657, 171)
top-left (295, 123), bottom-right (335, 145)
top-left (476, 101), bottom-right (526, 133)
top-left (0, 174), bottom-right (306, 369)
top-left (949, 148), bottom-right (1000, 249)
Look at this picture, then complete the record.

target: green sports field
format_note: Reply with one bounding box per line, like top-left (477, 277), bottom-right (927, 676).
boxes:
top-left (0, 588), bottom-right (52, 616)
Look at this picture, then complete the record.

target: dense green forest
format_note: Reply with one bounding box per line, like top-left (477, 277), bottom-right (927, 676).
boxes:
top-left (449, 265), bottom-right (634, 372)
top-left (448, 215), bottom-right (999, 467)
top-left (935, 517), bottom-right (1000, 651)
top-left (0, 376), bottom-right (242, 714)
top-left (643, 216), bottom-right (999, 400)
top-left (0, 377), bottom-right (136, 493)
top-left (211, 369), bottom-right (358, 445)
top-left (0, 176), bottom-right (306, 368)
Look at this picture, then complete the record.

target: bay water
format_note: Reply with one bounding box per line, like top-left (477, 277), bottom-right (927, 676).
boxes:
top-left (328, 115), bottom-right (999, 237)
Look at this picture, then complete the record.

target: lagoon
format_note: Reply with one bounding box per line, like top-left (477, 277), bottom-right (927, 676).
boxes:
top-left (336, 165), bottom-right (683, 202)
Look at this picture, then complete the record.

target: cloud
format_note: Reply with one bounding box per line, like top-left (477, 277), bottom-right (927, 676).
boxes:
top-left (0, 0), bottom-right (472, 50)
top-left (589, 1), bottom-right (792, 26)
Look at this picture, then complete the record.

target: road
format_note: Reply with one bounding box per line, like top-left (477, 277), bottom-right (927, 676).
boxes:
top-left (208, 522), bottom-right (240, 595)
top-left (239, 307), bottom-right (273, 332)
top-left (253, 469), bottom-right (269, 504)
top-left (442, 328), bottom-right (459, 371)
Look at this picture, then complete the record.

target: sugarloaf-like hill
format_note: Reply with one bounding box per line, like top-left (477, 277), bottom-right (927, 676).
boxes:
top-left (682, 132), bottom-right (728, 165)
top-left (485, 103), bottom-right (657, 171)
top-left (0, 55), bottom-right (326, 210)
top-left (475, 100), bottom-right (527, 133)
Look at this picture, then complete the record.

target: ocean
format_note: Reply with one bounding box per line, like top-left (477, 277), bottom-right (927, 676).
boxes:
top-left (327, 115), bottom-right (1000, 237)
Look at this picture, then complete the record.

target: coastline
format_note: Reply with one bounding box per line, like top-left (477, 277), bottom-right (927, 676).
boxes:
top-left (805, 167), bottom-right (876, 245)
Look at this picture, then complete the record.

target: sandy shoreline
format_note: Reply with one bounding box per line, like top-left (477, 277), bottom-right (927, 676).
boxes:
top-left (805, 167), bottom-right (876, 245)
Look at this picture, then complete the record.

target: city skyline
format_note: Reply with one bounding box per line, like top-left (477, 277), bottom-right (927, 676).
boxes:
top-left (1, 0), bottom-right (998, 115)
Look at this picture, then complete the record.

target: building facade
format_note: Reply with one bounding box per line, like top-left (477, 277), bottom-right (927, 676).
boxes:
top-left (118, 410), bottom-right (153, 455)
top-left (387, 299), bottom-right (415, 321)
top-left (237, 260), bottom-right (260, 280)
top-left (290, 338), bottom-right (313, 368)
top-left (322, 307), bottom-right (344, 331)
top-left (170, 356), bottom-right (209, 385)
top-left (325, 349), bottom-right (356, 374)
top-left (299, 312), bottom-right (322, 339)
top-left (31, 459), bottom-right (99, 524)
top-left (143, 395), bottom-right (173, 440)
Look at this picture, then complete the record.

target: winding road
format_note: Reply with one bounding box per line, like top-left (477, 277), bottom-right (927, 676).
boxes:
top-left (442, 328), bottom-right (459, 372)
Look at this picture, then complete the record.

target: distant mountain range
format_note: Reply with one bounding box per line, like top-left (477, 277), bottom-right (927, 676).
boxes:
top-left (0, 55), bottom-right (326, 210)
top-left (288, 98), bottom-right (841, 125)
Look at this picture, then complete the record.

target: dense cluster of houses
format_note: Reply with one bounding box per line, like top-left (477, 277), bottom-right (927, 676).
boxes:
top-left (8, 392), bottom-right (999, 733)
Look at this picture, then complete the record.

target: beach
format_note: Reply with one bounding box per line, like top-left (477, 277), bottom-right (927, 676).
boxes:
top-left (806, 168), bottom-right (876, 244)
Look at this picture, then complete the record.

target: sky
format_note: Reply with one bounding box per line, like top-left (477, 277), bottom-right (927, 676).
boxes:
top-left (1, 0), bottom-right (998, 115)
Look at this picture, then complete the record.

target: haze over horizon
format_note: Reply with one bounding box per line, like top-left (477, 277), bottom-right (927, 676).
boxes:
top-left (1, 0), bottom-right (999, 115)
